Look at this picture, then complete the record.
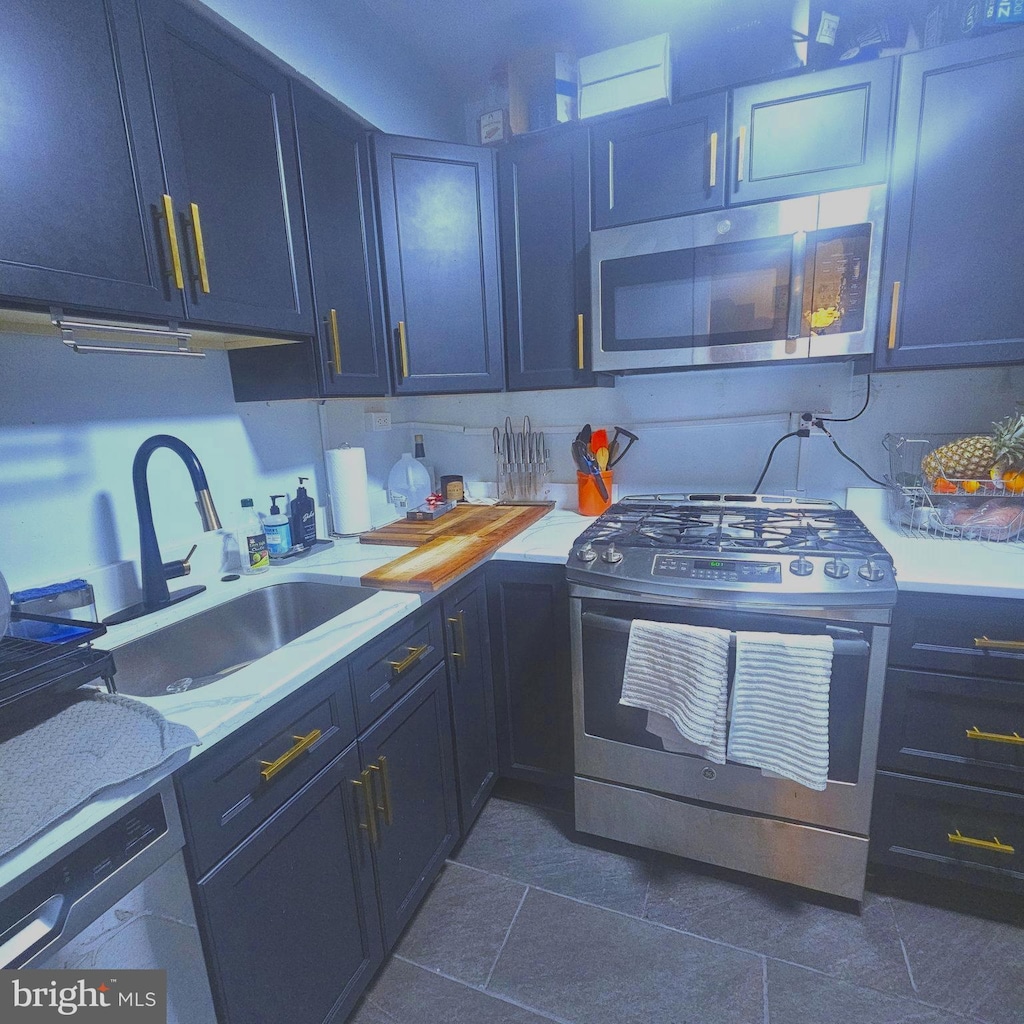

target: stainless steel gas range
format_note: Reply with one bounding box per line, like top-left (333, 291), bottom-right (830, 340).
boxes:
top-left (566, 493), bottom-right (897, 902)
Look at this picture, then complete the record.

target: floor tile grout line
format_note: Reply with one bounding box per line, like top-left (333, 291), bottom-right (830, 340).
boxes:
top-left (363, 993), bottom-right (402, 1023)
top-left (640, 876), bottom-right (651, 919)
top-left (761, 956), bottom-right (770, 1024)
top-left (884, 895), bottom-right (919, 994)
top-left (483, 885), bottom-right (530, 990)
top-left (393, 954), bottom-right (575, 1024)
top-left (449, 856), bottom-right (964, 1013)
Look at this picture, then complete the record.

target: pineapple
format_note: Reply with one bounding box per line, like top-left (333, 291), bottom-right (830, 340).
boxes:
top-left (921, 412), bottom-right (1024, 482)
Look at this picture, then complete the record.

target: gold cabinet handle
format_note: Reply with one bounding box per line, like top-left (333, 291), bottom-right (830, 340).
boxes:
top-left (260, 729), bottom-right (321, 781)
top-left (189, 202), bottom-right (210, 294)
top-left (161, 194), bottom-right (184, 290)
top-left (947, 830), bottom-right (1014, 855)
top-left (352, 769), bottom-right (378, 844)
top-left (966, 725), bottom-right (1024, 746)
top-left (397, 321), bottom-right (409, 379)
top-left (328, 308), bottom-right (341, 374)
top-left (736, 125), bottom-right (747, 183)
top-left (975, 636), bottom-right (1024, 652)
top-left (369, 755), bottom-right (394, 826)
top-left (387, 644), bottom-right (428, 675)
top-left (887, 281), bottom-right (901, 350)
top-left (576, 313), bottom-right (585, 371)
top-left (709, 131), bottom-right (718, 188)
top-left (447, 612), bottom-right (467, 660)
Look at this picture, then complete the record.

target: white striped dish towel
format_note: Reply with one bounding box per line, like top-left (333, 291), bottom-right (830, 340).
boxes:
top-left (619, 621), bottom-right (731, 764)
top-left (726, 631), bottom-right (834, 791)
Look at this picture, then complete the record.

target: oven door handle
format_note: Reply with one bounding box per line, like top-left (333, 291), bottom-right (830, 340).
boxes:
top-left (582, 612), bottom-right (870, 657)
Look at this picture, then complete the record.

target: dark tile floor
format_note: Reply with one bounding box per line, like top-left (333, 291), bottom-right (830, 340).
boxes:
top-left (351, 794), bottom-right (1024, 1024)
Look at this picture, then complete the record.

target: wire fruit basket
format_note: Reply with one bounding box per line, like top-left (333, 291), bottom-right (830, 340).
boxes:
top-left (883, 433), bottom-right (1024, 543)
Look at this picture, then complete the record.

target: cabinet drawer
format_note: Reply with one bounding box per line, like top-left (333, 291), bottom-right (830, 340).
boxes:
top-left (889, 593), bottom-right (1024, 682)
top-left (879, 668), bottom-right (1024, 790)
top-left (178, 664), bottom-right (355, 877)
top-left (871, 772), bottom-right (1024, 893)
top-left (350, 604), bottom-right (445, 731)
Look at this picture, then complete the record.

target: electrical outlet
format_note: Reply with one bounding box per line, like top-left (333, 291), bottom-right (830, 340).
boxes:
top-left (365, 411), bottom-right (391, 432)
top-left (798, 413), bottom-right (829, 437)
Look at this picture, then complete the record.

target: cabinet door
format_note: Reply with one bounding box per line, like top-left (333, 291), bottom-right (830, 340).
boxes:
top-left (877, 32), bottom-right (1024, 369)
top-left (140, 0), bottom-right (313, 335)
top-left (360, 662), bottom-right (459, 948)
top-left (590, 95), bottom-right (728, 229)
top-left (0, 0), bottom-right (183, 319)
top-left (731, 59), bottom-right (894, 203)
top-left (486, 561), bottom-right (573, 788)
top-left (196, 745), bottom-right (383, 1024)
top-left (293, 84), bottom-right (389, 396)
top-left (374, 134), bottom-right (504, 393)
top-left (443, 573), bottom-right (499, 830)
top-left (500, 128), bottom-right (599, 390)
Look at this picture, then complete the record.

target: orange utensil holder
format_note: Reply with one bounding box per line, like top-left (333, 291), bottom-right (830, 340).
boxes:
top-left (577, 470), bottom-right (613, 516)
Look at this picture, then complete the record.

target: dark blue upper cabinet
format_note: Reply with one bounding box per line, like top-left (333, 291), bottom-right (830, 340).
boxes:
top-left (0, 0), bottom-right (183, 319)
top-left (292, 84), bottom-right (389, 396)
top-left (139, 0), bottom-right (313, 336)
top-left (500, 127), bottom-right (599, 390)
top-left (373, 135), bottom-right (505, 394)
top-left (590, 95), bottom-right (728, 229)
top-left (731, 59), bottom-right (894, 204)
top-left (877, 31), bottom-right (1024, 370)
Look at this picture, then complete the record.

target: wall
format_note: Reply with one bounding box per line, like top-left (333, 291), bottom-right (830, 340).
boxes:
top-left (322, 361), bottom-right (1024, 508)
top-left (0, 335), bottom-right (322, 593)
top-left (195, 0), bottom-right (462, 140)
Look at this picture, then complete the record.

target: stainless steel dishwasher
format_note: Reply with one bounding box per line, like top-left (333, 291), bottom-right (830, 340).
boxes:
top-left (0, 779), bottom-right (216, 1024)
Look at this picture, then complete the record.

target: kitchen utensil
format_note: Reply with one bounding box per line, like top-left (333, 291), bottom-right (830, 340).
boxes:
top-left (608, 426), bottom-right (639, 468)
top-left (591, 428), bottom-right (608, 454)
top-left (572, 440), bottom-right (609, 501)
top-left (576, 424), bottom-right (592, 449)
top-left (595, 446), bottom-right (610, 471)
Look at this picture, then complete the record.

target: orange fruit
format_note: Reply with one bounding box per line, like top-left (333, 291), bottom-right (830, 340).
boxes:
top-left (962, 480), bottom-right (982, 493)
top-left (1003, 470), bottom-right (1024, 494)
top-left (932, 478), bottom-right (958, 494)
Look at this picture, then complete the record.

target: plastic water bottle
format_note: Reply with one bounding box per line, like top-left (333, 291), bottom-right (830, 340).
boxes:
top-left (387, 453), bottom-right (432, 514)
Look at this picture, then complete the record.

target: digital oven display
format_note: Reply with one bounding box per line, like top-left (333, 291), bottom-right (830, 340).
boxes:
top-left (652, 556), bottom-right (783, 583)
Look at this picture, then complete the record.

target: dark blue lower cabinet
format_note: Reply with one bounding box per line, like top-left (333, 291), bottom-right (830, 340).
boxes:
top-left (360, 661), bottom-right (460, 950)
top-left (195, 744), bottom-right (383, 1024)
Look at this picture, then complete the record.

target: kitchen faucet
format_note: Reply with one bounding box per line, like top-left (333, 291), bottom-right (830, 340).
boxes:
top-left (104, 434), bottom-right (222, 625)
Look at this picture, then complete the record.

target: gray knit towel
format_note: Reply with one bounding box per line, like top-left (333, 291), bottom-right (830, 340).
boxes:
top-left (619, 620), bottom-right (731, 764)
top-left (0, 692), bottom-right (199, 857)
top-left (726, 631), bottom-right (834, 791)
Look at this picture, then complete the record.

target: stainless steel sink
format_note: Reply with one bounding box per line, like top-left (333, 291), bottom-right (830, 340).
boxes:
top-left (112, 581), bottom-right (372, 698)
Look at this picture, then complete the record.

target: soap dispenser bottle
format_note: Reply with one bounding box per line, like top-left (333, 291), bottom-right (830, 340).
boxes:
top-left (290, 477), bottom-right (317, 549)
top-left (263, 496), bottom-right (293, 556)
top-left (237, 499), bottom-right (269, 574)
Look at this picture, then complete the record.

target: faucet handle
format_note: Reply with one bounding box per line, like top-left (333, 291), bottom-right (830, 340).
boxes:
top-left (163, 543), bottom-right (198, 581)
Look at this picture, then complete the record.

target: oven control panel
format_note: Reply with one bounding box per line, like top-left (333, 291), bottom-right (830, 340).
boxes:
top-left (652, 556), bottom-right (782, 583)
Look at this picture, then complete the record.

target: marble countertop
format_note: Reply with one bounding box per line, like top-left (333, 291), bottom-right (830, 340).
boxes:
top-left (4, 498), bottom-right (1020, 894)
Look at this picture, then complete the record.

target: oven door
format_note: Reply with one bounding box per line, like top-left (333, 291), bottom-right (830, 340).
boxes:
top-left (571, 595), bottom-right (890, 837)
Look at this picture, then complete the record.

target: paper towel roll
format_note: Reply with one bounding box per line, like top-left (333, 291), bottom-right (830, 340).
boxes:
top-left (325, 445), bottom-right (371, 535)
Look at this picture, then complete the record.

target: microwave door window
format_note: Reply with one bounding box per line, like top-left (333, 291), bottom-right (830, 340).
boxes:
top-left (601, 250), bottom-right (695, 352)
top-left (803, 224), bottom-right (870, 337)
top-left (694, 235), bottom-right (794, 348)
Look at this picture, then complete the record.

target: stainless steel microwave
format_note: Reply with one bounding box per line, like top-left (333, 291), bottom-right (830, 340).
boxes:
top-left (590, 186), bottom-right (886, 372)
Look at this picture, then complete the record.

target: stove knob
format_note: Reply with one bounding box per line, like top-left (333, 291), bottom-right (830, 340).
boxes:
top-left (823, 558), bottom-right (850, 580)
top-left (576, 543), bottom-right (597, 563)
top-left (789, 557), bottom-right (814, 577)
top-left (858, 559), bottom-right (887, 582)
top-left (602, 544), bottom-right (623, 564)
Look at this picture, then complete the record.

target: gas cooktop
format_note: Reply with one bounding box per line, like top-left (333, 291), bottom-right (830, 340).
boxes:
top-left (567, 494), bottom-right (897, 607)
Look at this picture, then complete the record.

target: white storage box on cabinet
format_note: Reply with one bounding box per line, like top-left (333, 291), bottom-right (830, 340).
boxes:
top-left (578, 34), bottom-right (671, 119)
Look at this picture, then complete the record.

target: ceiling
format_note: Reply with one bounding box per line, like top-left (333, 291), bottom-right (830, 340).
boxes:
top-left (355, 0), bottom-right (926, 101)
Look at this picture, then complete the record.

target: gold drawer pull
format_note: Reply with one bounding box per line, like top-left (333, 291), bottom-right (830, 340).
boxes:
top-left (260, 729), bottom-right (321, 781)
top-left (387, 644), bottom-right (428, 675)
top-left (369, 755), bottom-right (394, 825)
top-left (975, 636), bottom-right (1024, 652)
top-left (709, 131), bottom-right (718, 188)
top-left (189, 201), bottom-right (211, 294)
top-left (161, 194), bottom-right (184, 290)
top-left (887, 280), bottom-right (901, 350)
top-left (447, 612), bottom-right (467, 660)
top-left (577, 313), bottom-right (585, 371)
top-left (352, 769), bottom-right (378, 844)
top-left (947, 830), bottom-right (1014, 855)
top-left (966, 725), bottom-right (1024, 746)
top-left (328, 308), bottom-right (341, 374)
top-left (397, 321), bottom-right (409, 379)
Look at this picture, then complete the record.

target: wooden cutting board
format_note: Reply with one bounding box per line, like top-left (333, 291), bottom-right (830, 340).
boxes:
top-left (359, 503), bottom-right (554, 592)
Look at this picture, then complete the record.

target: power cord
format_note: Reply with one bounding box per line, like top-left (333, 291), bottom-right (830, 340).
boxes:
top-left (752, 430), bottom-right (805, 492)
top-left (816, 421), bottom-right (886, 486)
top-left (819, 374), bottom-right (872, 423)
